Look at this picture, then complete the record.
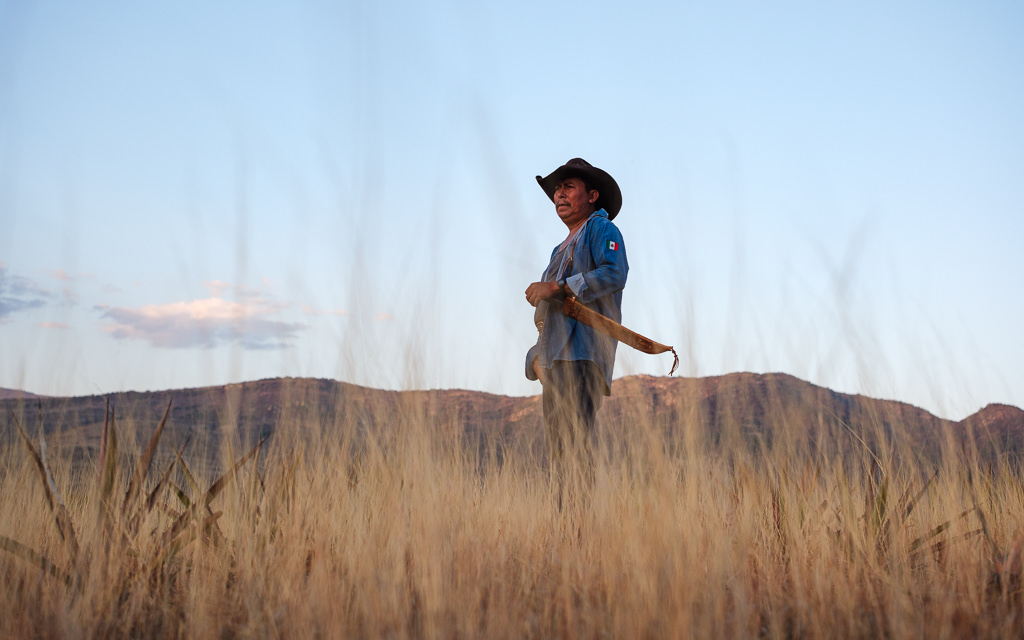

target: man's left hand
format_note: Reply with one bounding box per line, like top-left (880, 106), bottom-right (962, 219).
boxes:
top-left (525, 281), bottom-right (561, 307)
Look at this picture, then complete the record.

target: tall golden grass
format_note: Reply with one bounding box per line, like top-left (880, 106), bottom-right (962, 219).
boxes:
top-left (1, 389), bottom-right (1022, 639)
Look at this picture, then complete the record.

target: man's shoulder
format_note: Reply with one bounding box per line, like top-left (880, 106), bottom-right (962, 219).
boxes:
top-left (587, 214), bottom-right (623, 238)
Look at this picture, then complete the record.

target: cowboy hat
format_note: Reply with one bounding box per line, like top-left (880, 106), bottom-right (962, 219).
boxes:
top-left (536, 158), bottom-right (622, 220)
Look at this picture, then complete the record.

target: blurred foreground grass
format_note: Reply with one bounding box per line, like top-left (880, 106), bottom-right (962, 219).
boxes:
top-left (1, 389), bottom-right (1023, 639)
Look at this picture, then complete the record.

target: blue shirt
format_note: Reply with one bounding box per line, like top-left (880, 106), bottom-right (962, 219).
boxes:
top-left (525, 209), bottom-right (628, 395)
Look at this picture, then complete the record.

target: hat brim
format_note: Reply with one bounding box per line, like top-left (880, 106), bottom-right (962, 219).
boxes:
top-left (536, 163), bottom-right (622, 220)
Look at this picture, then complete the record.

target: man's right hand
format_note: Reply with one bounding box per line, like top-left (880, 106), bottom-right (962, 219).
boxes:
top-left (525, 281), bottom-right (562, 307)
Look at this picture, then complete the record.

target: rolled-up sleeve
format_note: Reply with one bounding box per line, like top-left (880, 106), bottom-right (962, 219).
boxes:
top-left (565, 273), bottom-right (587, 297)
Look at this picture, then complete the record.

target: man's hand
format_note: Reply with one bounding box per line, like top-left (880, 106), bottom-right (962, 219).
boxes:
top-left (525, 281), bottom-right (562, 307)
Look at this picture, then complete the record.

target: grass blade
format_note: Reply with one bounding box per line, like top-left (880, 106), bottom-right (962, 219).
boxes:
top-left (175, 444), bottom-right (201, 498)
top-left (163, 435), bottom-right (269, 546)
top-left (10, 409), bottom-right (55, 511)
top-left (134, 458), bottom-right (178, 533)
top-left (169, 482), bottom-right (192, 510)
top-left (144, 436), bottom-right (192, 520)
top-left (37, 403), bottom-right (80, 559)
top-left (97, 397), bottom-right (110, 481)
top-left (10, 408), bottom-right (79, 557)
top-left (202, 435), bottom-right (270, 508)
top-left (0, 535), bottom-right (73, 587)
top-left (124, 399), bottom-right (173, 512)
top-left (99, 402), bottom-right (119, 506)
top-left (900, 468), bottom-right (939, 522)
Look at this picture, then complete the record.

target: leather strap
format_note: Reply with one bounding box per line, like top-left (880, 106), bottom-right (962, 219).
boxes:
top-left (562, 296), bottom-right (679, 376)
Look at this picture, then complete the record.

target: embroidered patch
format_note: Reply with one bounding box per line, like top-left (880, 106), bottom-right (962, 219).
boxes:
top-left (608, 240), bottom-right (619, 251)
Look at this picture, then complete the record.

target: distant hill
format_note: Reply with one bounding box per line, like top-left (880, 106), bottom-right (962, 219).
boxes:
top-left (1, 374), bottom-right (1021, 471)
top-left (602, 374), bottom-right (1024, 464)
top-left (0, 388), bottom-right (45, 400)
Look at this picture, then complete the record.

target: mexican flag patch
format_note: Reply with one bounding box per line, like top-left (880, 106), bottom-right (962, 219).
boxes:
top-left (608, 240), bottom-right (619, 251)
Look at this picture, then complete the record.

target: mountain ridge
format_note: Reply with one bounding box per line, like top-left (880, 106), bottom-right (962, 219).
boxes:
top-left (1, 373), bottom-right (1021, 469)
top-left (0, 388), bottom-right (46, 400)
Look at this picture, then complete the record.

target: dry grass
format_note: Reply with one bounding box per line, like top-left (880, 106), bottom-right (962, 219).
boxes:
top-left (2, 392), bottom-right (1023, 639)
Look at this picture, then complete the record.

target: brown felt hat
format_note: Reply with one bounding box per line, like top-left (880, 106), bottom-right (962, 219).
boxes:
top-left (536, 158), bottom-right (622, 220)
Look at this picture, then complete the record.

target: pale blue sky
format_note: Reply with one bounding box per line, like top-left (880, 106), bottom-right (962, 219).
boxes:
top-left (1, 0), bottom-right (1021, 420)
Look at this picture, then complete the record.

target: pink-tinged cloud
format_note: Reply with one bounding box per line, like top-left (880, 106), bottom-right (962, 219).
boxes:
top-left (36, 322), bottom-right (70, 329)
top-left (302, 305), bottom-right (348, 317)
top-left (45, 269), bottom-right (93, 282)
top-left (97, 297), bottom-right (305, 350)
top-left (203, 280), bottom-right (232, 298)
top-left (202, 279), bottom-right (268, 302)
top-left (375, 312), bottom-right (394, 322)
top-left (61, 287), bottom-right (81, 305)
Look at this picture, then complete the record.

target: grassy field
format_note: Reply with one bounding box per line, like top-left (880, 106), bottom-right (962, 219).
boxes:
top-left (1, 393), bottom-right (1023, 639)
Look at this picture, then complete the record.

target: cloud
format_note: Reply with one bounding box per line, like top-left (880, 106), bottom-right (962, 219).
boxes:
top-left (0, 265), bottom-right (52, 321)
top-left (203, 280), bottom-right (232, 298)
top-left (302, 304), bottom-right (348, 317)
top-left (36, 322), bottom-right (69, 330)
top-left (203, 279), bottom-right (264, 301)
top-left (375, 312), bottom-right (394, 322)
top-left (60, 287), bottom-right (81, 305)
top-left (44, 269), bottom-right (94, 282)
top-left (98, 296), bottom-right (305, 350)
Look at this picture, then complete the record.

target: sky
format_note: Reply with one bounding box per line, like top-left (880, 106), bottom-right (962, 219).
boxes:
top-left (0, 0), bottom-right (1021, 421)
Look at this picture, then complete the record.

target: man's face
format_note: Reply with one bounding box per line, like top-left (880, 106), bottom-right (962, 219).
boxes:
top-left (553, 177), bottom-right (599, 227)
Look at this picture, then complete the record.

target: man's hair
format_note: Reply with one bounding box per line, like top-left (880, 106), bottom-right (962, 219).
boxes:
top-left (568, 173), bottom-right (601, 210)
top-left (564, 172), bottom-right (598, 197)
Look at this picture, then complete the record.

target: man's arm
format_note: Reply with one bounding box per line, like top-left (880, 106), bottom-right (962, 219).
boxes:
top-left (564, 219), bottom-right (628, 303)
top-left (525, 280), bottom-right (562, 307)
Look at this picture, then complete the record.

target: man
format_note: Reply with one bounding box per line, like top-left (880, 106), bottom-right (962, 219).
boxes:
top-left (525, 158), bottom-right (627, 509)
